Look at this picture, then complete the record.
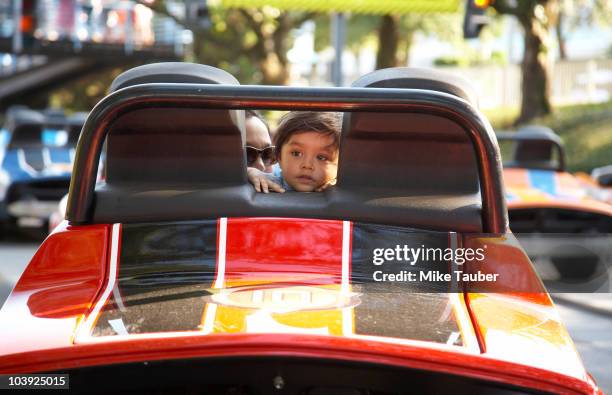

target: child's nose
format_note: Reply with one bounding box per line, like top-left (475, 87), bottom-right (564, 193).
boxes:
top-left (301, 155), bottom-right (315, 169)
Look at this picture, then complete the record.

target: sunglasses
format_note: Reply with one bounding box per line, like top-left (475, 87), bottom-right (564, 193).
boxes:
top-left (246, 145), bottom-right (277, 167)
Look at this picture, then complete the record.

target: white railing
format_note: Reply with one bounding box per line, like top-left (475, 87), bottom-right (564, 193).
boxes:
top-left (306, 58), bottom-right (612, 110)
top-left (430, 59), bottom-right (612, 109)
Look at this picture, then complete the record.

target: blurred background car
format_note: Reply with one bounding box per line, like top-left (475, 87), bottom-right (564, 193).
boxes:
top-left (500, 125), bottom-right (612, 234)
top-left (0, 106), bottom-right (85, 237)
top-left (498, 126), bottom-right (612, 292)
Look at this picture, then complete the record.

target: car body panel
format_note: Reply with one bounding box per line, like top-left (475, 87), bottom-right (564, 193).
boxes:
top-left (466, 292), bottom-right (586, 381)
top-left (0, 218), bottom-right (596, 393)
top-left (575, 171), bottom-right (612, 206)
top-left (0, 334), bottom-right (599, 394)
top-left (0, 222), bottom-right (109, 355)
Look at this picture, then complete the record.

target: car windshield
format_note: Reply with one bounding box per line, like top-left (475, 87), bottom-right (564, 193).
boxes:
top-left (9, 125), bottom-right (76, 149)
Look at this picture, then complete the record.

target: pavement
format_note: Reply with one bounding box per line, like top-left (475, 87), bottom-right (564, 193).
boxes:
top-left (552, 293), bottom-right (612, 316)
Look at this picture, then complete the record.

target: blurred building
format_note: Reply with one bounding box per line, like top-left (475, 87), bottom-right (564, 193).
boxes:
top-left (0, 0), bottom-right (186, 53)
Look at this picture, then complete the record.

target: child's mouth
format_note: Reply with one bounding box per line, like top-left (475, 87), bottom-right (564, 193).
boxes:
top-left (296, 175), bottom-right (314, 183)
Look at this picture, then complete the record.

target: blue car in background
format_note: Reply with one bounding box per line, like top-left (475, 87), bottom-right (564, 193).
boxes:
top-left (0, 107), bottom-right (86, 236)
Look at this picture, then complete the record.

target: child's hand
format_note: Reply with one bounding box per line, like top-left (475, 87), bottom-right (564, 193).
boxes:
top-left (315, 178), bottom-right (337, 192)
top-left (247, 167), bottom-right (285, 193)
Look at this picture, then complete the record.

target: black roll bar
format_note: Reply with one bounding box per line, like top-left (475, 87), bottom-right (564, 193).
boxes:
top-left (66, 84), bottom-right (507, 233)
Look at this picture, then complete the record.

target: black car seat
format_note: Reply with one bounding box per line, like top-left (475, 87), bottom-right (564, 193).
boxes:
top-left (104, 62), bottom-right (246, 185)
top-left (337, 67), bottom-right (483, 232)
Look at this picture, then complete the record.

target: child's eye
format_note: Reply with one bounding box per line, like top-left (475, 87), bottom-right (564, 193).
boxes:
top-left (317, 154), bottom-right (329, 161)
top-left (291, 151), bottom-right (302, 157)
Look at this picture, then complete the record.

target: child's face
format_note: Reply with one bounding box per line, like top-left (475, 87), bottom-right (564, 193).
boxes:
top-left (278, 131), bottom-right (338, 192)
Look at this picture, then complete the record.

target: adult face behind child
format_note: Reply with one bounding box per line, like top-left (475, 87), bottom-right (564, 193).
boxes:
top-left (246, 115), bottom-right (275, 173)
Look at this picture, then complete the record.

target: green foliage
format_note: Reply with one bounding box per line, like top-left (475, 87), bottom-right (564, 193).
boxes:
top-left (315, 11), bottom-right (462, 66)
top-left (433, 56), bottom-right (467, 67)
top-left (533, 101), bottom-right (612, 172)
top-left (433, 50), bottom-right (507, 67)
top-left (192, 6), bottom-right (317, 84)
top-left (221, 0), bottom-right (461, 14)
top-left (313, 14), bottom-right (380, 53)
top-left (193, 7), bottom-right (262, 82)
top-left (48, 66), bottom-right (133, 112)
top-left (401, 12), bottom-right (461, 42)
top-left (484, 106), bottom-right (521, 129)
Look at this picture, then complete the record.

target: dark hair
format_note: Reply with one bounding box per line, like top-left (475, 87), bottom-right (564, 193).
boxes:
top-left (245, 109), bottom-right (270, 135)
top-left (274, 111), bottom-right (341, 158)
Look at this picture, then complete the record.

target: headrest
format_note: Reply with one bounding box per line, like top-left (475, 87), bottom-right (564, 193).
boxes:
top-left (8, 124), bottom-right (42, 149)
top-left (5, 107), bottom-right (45, 126)
top-left (109, 62), bottom-right (239, 93)
top-left (592, 165), bottom-right (612, 187)
top-left (105, 63), bottom-right (245, 186)
top-left (513, 126), bottom-right (562, 162)
top-left (516, 125), bottom-right (562, 143)
top-left (352, 67), bottom-right (478, 106)
top-left (333, 67), bottom-right (482, 232)
top-left (5, 109), bottom-right (45, 150)
top-left (496, 126), bottom-right (564, 171)
top-left (339, 67), bottom-right (480, 194)
top-left (43, 108), bottom-right (66, 122)
top-left (67, 112), bottom-right (88, 125)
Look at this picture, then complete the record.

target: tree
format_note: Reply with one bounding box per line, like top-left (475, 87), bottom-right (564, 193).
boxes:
top-left (197, 7), bottom-right (315, 85)
top-left (140, 1), bottom-right (314, 84)
top-left (491, 0), bottom-right (611, 124)
top-left (552, 0), bottom-right (612, 61)
top-left (49, 67), bottom-right (130, 112)
top-left (492, 0), bottom-right (555, 125)
top-left (375, 12), bottom-right (462, 69)
top-left (552, 4), bottom-right (567, 59)
top-left (314, 12), bottom-right (461, 71)
top-left (375, 15), bottom-right (401, 69)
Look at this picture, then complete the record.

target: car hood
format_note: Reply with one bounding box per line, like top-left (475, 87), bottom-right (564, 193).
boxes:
top-left (79, 219), bottom-right (473, 349)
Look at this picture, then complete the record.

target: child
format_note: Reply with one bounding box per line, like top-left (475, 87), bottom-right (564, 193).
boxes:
top-left (247, 111), bottom-right (341, 193)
